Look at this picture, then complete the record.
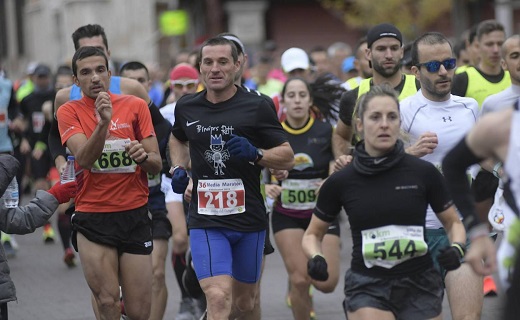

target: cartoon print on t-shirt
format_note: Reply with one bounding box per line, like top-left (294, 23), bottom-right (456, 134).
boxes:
top-left (204, 133), bottom-right (230, 175)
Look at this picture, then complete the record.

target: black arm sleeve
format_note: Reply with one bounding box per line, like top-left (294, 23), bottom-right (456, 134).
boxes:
top-left (148, 101), bottom-right (171, 144)
top-left (442, 137), bottom-right (485, 230)
top-left (48, 116), bottom-right (67, 161)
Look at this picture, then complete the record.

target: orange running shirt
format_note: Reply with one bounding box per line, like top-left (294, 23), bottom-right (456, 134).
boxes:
top-left (57, 92), bottom-right (156, 213)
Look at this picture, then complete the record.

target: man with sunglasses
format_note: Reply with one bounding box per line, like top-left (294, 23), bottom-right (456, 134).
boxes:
top-left (332, 23), bottom-right (420, 165)
top-left (400, 32), bottom-right (482, 320)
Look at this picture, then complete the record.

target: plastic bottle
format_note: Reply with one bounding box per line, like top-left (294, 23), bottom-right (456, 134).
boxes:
top-left (2, 178), bottom-right (19, 208)
top-left (61, 156), bottom-right (76, 184)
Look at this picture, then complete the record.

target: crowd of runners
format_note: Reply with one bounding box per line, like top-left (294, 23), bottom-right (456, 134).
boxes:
top-left (0, 17), bottom-right (519, 320)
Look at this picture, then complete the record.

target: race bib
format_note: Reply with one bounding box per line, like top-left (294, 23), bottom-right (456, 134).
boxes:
top-left (148, 173), bottom-right (161, 187)
top-left (197, 179), bottom-right (245, 216)
top-left (361, 225), bottom-right (428, 269)
top-left (280, 178), bottom-right (321, 210)
top-left (91, 138), bottom-right (136, 173)
top-left (32, 112), bottom-right (45, 133)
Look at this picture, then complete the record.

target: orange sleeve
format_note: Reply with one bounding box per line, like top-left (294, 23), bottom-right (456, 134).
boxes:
top-left (135, 98), bottom-right (156, 141)
top-left (56, 102), bottom-right (84, 146)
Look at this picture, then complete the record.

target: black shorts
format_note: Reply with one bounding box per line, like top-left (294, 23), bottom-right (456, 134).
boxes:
top-left (343, 267), bottom-right (443, 320)
top-left (271, 209), bottom-right (340, 237)
top-left (71, 204), bottom-right (153, 255)
top-left (472, 170), bottom-right (499, 202)
top-left (150, 209), bottom-right (172, 240)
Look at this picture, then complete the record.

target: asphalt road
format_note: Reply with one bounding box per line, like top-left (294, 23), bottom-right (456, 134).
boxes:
top-left (5, 206), bottom-right (505, 319)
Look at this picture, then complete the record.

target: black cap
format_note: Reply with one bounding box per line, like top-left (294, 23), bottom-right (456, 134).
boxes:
top-left (34, 64), bottom-right (51, 77)
top-left (367, 23), bottom-right (403, 48)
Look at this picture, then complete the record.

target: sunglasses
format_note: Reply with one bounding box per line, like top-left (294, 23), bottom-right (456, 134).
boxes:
top-left (172, 80), bottom-right (198, 90)
top-left (416, 58), bottom-right (457, 73)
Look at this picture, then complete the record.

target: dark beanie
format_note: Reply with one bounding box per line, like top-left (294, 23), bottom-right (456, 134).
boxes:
top-left (367, 23), bottom-right (403, 48)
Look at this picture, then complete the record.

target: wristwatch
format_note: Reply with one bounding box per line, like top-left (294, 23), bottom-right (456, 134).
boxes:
top-left (254, 148), bottom-right (264, 164)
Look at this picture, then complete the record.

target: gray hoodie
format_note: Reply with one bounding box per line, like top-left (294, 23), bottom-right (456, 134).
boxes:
top-left (0, 155), bottom-right (59, 303)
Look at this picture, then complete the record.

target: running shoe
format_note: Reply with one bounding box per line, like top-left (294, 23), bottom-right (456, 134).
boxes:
top-left (192, 296), bottom-right (206, 319)
top-left (175, 297), bottom-right (196, 320)
top-left (63, 247), bottom-right (76, 268)
top-left (286, 282), bottom-right (316, 318)
top-left (42, 223), bottom-right (55, 243)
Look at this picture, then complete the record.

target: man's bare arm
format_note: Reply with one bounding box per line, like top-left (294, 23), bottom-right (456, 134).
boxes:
top-left (168, 134), bottom-right (190, 168)
top-left (257, 142), bottom-right (294, 170)
top-left (332, 120), bottom-right (352, 159)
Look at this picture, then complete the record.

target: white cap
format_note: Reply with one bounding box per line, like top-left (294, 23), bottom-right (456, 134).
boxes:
top-left (281, 47), bottom-right (309, 73)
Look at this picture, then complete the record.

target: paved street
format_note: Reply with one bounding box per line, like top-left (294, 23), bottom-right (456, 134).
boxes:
top-left (6, 209), bottom-right (504, 319)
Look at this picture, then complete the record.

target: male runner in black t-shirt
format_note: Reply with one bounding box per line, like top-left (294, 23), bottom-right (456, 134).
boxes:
top-left (169, 36), bottom-right (294, 320)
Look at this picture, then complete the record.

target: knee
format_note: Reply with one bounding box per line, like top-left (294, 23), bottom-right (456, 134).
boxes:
top-left (151, 266), bottom-right (166, 290)
top-left (125, 302), bottom-right (151, 320)
top-left (290, 273), bottom-right (311, 293)
top-left (234, 294), bottom-right (256, 314)
top-left (314, 281), bottom-right (336, 293)
top-left (172, 233), bottom-right (188, 253)
top-left (204, 285), bottom-right (231, 308)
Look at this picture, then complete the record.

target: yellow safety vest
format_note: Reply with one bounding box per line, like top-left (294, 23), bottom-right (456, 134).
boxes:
top-left (345, 77), bottom-right (362, 90)
top-left (465, 67), bottom-right (511, 107)
top-left (351, 74), bottom-right (418, 143)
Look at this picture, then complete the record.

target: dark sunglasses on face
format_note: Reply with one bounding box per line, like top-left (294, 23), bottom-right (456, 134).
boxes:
top-left (172, 80), bottom-right (198, 90)
top-left (416, 58), bottom-right (457, 73)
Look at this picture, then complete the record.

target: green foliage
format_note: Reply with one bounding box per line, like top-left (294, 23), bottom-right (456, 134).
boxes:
top-left (319, 0), bottom-right (452, 40)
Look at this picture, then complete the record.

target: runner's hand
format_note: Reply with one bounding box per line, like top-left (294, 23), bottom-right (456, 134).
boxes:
top-left (171, 167), bottom-right (189, 194)
top-left (226, 134), bottom-right (257, 162)
top-left (307, 254), bottom-right (329, 281)
top-left (438, 243), bottom-right (465, 271)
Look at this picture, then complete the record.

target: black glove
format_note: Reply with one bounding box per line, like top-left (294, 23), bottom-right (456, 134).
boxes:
top-left (307, 254), bottom-right (329, 281)
top-left (438, 242), bottom-right (466, 271)
top-left (171, 166), bottom-right (189, 194)
top-left (225, 134), bottom-right (258, 162)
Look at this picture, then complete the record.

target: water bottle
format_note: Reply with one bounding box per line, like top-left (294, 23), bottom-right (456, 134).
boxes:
top-left (61, 156), bottom-right (76, 184)
top-left (2, 178), bottom-right (19, 208)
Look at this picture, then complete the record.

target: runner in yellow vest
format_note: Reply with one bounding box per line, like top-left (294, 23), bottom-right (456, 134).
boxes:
top-left (333, 23), bottom-right (420, 160)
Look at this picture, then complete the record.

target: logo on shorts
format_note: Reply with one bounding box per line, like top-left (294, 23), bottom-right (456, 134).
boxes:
top-left (144, 241), bottom-right (152, 248)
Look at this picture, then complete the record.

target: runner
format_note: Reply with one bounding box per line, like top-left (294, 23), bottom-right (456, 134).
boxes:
top-left (57, 46), bottom-right (162, 320)
top-left (268, 77), bottom-right (340, 320)
top-left (303, 85), bottom-right (466, 320)
top-left (168, 36), bottom-right (294, 319)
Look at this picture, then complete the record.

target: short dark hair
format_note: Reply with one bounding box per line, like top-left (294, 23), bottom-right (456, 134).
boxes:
top-left (56, 64), bottom-right (72, 76)
top-left (468, 24), bottom-right (478, 44)
top-left (477, 20), bottom-right (505, 40)
top-left (72, 46), bottom-right (108, 77)
top-left (354, 36), bottom-right (368, 59)
top-left (72, 24), bottom-right (109, 51)
top-left (119, 61), bottom-right (149, 77)
top-left (199, 37), bottom-right (239, 63)
top-left (453, 40), bottom-right (467, 59)
top-left (411, 32), bottom-right (452, 67)
top-left (217, 32), bottom-right (245, 56)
